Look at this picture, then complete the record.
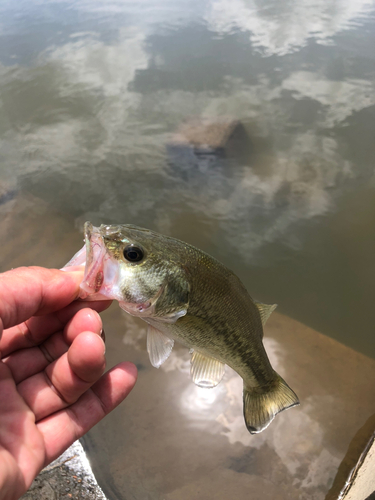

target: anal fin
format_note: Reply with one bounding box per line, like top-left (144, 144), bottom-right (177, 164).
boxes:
top-left (147, 325), bottom-right (174, 368)
top-left (190, 351), bottom-right (225, 388)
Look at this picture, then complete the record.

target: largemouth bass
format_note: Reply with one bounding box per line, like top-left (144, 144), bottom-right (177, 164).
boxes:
top-left (67, 222), bottom-right (299, 433)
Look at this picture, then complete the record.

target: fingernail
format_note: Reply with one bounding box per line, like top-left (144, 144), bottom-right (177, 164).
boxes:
top-left (99, 334), bottom-right (106, 353)
top-left (100, 328), bottom-right (106, 343)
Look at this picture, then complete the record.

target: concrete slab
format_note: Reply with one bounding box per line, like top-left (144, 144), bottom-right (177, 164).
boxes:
top-left (338, 433), bottom-right (375, 500)
top-left (21, 441), bottom-right (107, 500)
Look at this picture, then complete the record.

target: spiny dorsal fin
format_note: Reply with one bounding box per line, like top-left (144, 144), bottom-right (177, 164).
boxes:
top-left (190, 351), bottom-right (225, 388)
top-left (147, 325), bottom-right (174, 368)
top-left (255, 301), bottom-right (277, 326)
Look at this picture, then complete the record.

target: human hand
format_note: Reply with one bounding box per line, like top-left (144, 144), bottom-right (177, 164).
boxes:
top-left (0, 266), bottom-right (137, 500)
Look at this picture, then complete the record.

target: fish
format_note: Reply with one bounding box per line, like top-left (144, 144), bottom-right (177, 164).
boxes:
top-left (66, 221), bottom-right (299, 434)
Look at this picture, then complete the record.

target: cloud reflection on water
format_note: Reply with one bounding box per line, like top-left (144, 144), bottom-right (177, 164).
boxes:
top-left (206, 0), bottom-right (375, 55)
top-left (2, 21), bottom-right (372, 264)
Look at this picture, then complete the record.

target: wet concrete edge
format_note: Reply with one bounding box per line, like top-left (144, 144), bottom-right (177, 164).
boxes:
top-left (20, 441), bottom-right (108, 500)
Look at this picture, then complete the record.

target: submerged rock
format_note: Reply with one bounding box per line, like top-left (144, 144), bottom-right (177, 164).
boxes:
top-left (171, 118), bottom-right (252, 156)
top-left (167, 118), bottom-right (253, 175)
top-left (0, 182), bottom-right (17, 205)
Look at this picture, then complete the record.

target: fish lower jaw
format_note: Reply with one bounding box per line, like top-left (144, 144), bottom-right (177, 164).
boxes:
top-left (79, 280), bottom-right (123, 301)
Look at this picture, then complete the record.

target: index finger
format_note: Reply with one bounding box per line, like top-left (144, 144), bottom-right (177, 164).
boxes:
top-left (0, 266), bottom-right (84, 331)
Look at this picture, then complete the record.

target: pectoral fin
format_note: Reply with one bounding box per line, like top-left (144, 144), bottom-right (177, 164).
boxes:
top-left (190, 351), bottom-right (225, 388)
top-left (152, 308), bottom-right (187, 324)
top-left (254, 301), bottom-right (277, 326)
top-left (147, 325), bottom-right (174, 368)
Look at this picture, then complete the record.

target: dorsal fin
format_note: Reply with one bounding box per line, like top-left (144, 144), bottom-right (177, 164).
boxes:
top-left (190, 350), bottom-right (225, 388)
top-left (254, 301), bottom-right (277, 326)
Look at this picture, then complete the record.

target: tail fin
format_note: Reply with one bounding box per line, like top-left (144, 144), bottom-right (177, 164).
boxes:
top-left (243, 373), bottom-right (299, 434)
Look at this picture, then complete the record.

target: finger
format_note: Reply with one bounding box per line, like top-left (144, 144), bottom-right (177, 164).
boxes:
top-left (63, 308), bottom-right (103, 345)
top-left (0, 300), bottom-right (111, 357)
top-left (17, 332), bottom-right (106, 421)
top-left (0, 362), bottom-right (44, 493)
top-left (0, 267), bottom-right (84, 331)
top-left (61, 264), bottom-right (85, 273)
top-left (37, 362), bottom-right (137, 465)
top-left (3, 309), bottom-right (103, 384)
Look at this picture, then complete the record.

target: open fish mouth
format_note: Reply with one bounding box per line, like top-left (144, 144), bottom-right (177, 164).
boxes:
top-left (79, 221), bottom-right (106, 298)
top-left (65, 221), bottom-right (122, 302)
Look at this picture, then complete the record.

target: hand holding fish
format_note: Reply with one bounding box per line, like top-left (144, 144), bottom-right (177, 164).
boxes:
top-left (0, 266), bottom-right (137, 500)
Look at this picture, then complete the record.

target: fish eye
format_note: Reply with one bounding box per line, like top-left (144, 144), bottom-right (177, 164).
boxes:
top-left (123, 245), bottom-right (144, 263)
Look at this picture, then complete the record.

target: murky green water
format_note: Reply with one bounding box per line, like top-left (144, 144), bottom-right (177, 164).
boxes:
top-left (1, 1), bottom-right (375, 499)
